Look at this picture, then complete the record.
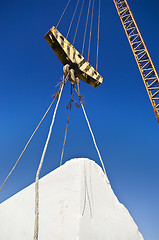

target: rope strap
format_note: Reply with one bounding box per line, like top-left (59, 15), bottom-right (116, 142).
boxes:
top-left (34, 80), bottom-right (65, 240)
top-left (0, 93), bottom-right (60, 192)
top-left (60, 84), bottom-right (77, 166)
top-left (80, 101), bottom-right (106, 176)
top-left (75, 88), bottom-right (107, 176)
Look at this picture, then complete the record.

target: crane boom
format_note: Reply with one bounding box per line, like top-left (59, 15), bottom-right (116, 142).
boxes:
top-left (113, 0), bottom-right (159, 123)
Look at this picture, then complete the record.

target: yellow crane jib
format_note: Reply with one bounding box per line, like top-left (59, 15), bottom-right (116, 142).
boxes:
top-left (44, 26), bottom-right (103, 88)
top-left (113, 0), bottom-right (159, 123)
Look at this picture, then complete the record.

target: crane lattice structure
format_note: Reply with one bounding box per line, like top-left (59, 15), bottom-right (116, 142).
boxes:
top-left (113, 0), bottom-right (159, 123)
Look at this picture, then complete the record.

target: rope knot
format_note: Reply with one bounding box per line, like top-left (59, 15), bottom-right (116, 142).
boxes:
top-left (67, 99), bottom-right (80, 109)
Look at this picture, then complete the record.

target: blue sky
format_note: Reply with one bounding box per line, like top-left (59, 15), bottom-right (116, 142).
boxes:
top-left (0, 0), bottom-right (159, 239)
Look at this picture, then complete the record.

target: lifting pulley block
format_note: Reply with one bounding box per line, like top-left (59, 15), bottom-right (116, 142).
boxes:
top-left (44, 26), bottom-right (103, 88)
top-left (63, 64), bottom-right (79, 85)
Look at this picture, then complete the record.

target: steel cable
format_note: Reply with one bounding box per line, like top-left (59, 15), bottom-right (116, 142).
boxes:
top-left (96, 0), bottom-right (101, 71)
top-left (82, 0), bottom-right (92, 55)
top-left (66, 0), bottom-right (80, 39)
top-left (73, 0), bottom-right (85, 45)
top-left (56, 0), bottom-right (71, 28)
top-left (87, 0), bottom-right (94, 61)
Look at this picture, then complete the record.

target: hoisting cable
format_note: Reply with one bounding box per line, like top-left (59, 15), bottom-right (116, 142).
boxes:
top-left (82, 0), bottom-right (92, 55)
top-left (66, 0), bottom-right (80, 40)
top-left (87, 0), bottom-right (94, 61)
top-left (73, 0), bottom-right (85, 45)
top-left (34, 79), bottom-right (65, 240)
top-left (75, 86), bottom-right (107, 176)
top-left (96, 0), bottom-right (101, 71)
top-left (0, 89), bottom-right (63, 192)
top-left (56, 0), bottom-right (71, 28)
top-left (60, 84), bottom-right (77, 166)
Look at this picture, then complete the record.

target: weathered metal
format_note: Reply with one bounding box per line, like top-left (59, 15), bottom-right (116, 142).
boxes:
top-left (45, 26), bottom-right (103, 88)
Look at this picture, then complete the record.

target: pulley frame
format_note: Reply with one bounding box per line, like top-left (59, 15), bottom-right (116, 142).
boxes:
top-left (45, 26), bottom-right (103, 88)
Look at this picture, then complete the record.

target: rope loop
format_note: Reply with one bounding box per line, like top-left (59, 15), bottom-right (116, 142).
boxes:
top-left (67, 98), bottom-right (80, 109)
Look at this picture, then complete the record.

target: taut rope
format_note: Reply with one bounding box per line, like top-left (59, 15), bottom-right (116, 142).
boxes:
top-left (34, 80), bottom-right (65, 240)
top-left (0, 96), bottom-right (58, 192)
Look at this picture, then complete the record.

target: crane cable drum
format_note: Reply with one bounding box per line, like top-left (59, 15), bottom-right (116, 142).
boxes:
top-left (45, 0), bottom-right (103, 88)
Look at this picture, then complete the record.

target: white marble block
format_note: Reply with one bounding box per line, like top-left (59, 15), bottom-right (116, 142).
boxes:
top-left (0, 158), bottom-right (144, 239)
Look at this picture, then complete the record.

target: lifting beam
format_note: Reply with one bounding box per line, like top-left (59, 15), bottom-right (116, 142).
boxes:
top-left (45, 26), bottom-right (103, 88)
top-left (113, 0), bottom-right (159, 123)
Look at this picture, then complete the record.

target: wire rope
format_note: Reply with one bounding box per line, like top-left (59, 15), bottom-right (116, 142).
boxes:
top-left (34, 81), bottom-right (65, 240)
top-left (56, 0), bottom-right (71, 28)
top-left (82, 0), bottom-right (92, 55)
top-left (87, 0), bottom-right (94, 61)
top-left (0, 96), bottom-right (59, 192)
top-left (73, 0), bottom-right (85, 45)
top-left (96, 0), bottom-right (101, 71)
top-left (66, 0), bottom-right (80, 40)
top-left (56, 0), bottom-right (101, 70)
